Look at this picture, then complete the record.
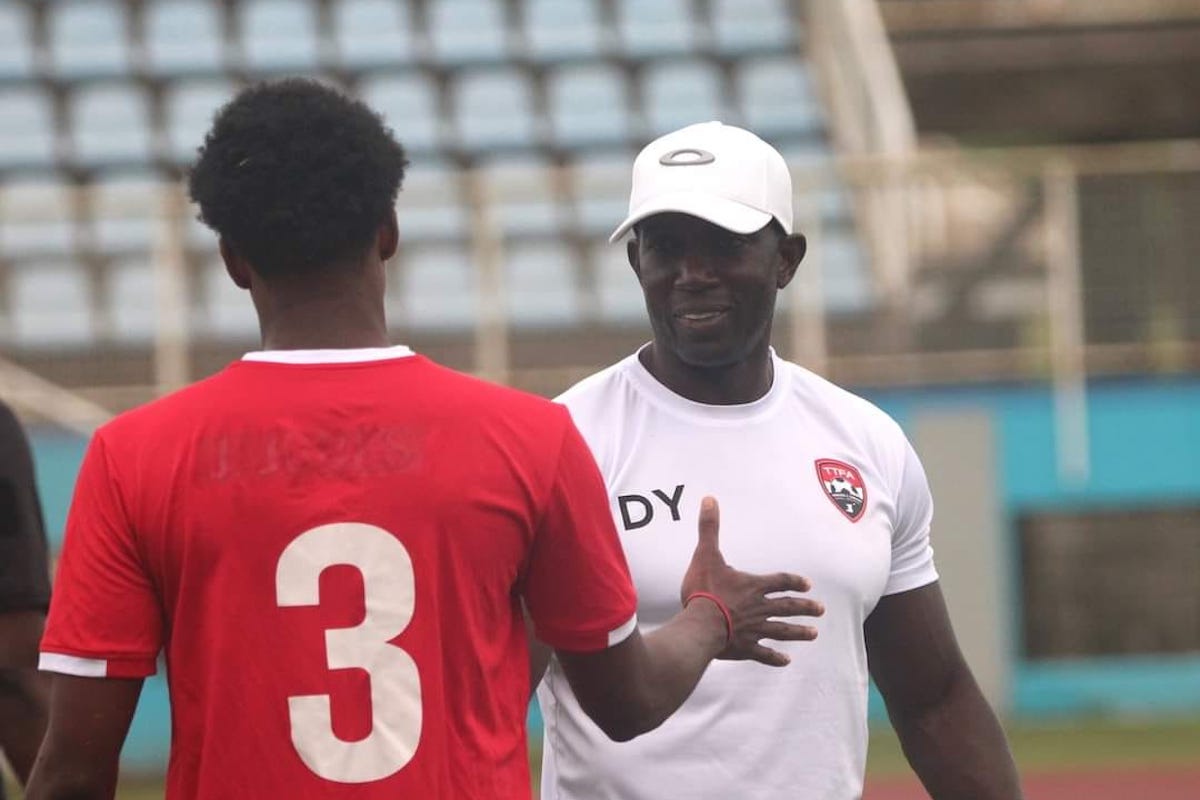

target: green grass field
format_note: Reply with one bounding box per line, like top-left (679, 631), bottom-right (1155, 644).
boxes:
top-left (6, 716), bottom-right (1199, 798)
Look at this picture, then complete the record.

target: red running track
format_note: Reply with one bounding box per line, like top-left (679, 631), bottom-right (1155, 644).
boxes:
top-left (865, 766), bottom-right (1200, 800)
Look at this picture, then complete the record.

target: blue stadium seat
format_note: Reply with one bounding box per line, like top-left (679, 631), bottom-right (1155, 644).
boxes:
top-left (504, 241), bottom-right (580, 327)
top-left (144, 0), bottom-right (225, 75)
top-left (0, 89), bottom-right (57, 169)
top-left (0, 179), bottom-right (76, 258)
top-left (9, 261), bottom-right (93, 346)
top-left (47, 0), bottom-right (131, 78)
top-left (616, 0), bottom-right (698, 57)
top-left (453, 69), bottom-right (538, 151)
top-left (592, 241), bottom-right (646, 324)
top-left (164, 79), bottom-right (240, 162)
top-left (69, 83), bottom-right (154, 166)
top-left (642, 60), bottom-right (731, 136)
top-left (201, 258), bottom-right (258, 338)
top-left (0, 4), bottom-right (36, 79)
top-left (334, 0), bottom-right (416, 68)
top-left (524, 0), bottom-right (604, 61)
top-left (398, 243), bottom-right (477, 331)
top-left (570, 152), bottom-right (633, 236)
top-left (395, 161), bottom-right (467, 242)
top-left (481, 156), bottom-right (564, 237)
top-left (428, 0), bottom-right (508, 65)
top-left (90, 175), bottom-right (164, 253)
top-left (109, 258), bottom-right (157, 342)
top-left (359, 73), bottom-right (440, 155)
top-left (738, 57), bottom-right (823, 139)
top-left (711, 0), bottom-right (797, 54)
top-left (240, 0), bottom-right (323, 72)
top-left (547, 64), bottom-right (633, 149)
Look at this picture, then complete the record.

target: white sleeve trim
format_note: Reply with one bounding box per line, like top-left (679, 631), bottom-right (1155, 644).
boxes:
top-left (39, 652), bottom-right (108, 678)
top-left (607, 613), bottom-right (639, 647)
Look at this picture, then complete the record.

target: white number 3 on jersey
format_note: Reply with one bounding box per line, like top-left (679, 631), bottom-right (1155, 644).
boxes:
top-left (276, 523), bottom-right (422, 783)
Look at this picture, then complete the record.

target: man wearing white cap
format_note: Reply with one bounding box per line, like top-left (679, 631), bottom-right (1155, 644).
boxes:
top-left (533, 122), bottom-right (1022, 799)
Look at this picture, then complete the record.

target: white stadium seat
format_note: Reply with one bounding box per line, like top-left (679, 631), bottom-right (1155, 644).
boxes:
top-left (395, 160), bottom-right (468, 242)
top-left (481, 156), bottom-right (564, 238)
top-left (0, 179), bottom-right (77, 258)
top-left (240, 0), bottom-right (323, 71)
top-left (201, 258), bottom-right (259, 338)
top-left (642, 60), bottom-right (731, 137)
top-left (10, 261), bottom-right (94, 347)
top-left (504, 241), bottom-right (580, 327)
top-left (738, 57), bottom-right (823, 139)
top-left (711, 0), bottom-right (797, 54)
top-left (0, 89), bottom-right (57, 169)
top-left (164, 79), bottom-right (240, 162)
top-left (592, 240), bottom-right (646, 325)
top-left (334, 0), bottom-right (417, 68)
top-left (616, 0), bottom-right (698, 57)
top-left (359, 73), bottom-right (440, 155)
top-left (428, 0), bottom-right (508, 64)
top-left (90, 175), bottom-right (165, 253)
top-left (69, 83), bottom-right (154, 165)
top-left (0, 4), bottom-right (36, 79)
top-left (453, 69), bottom-right (538, 151)
top-left (144, 0), bottom-right (225, 74)
top-left (398, 243), bottom-right (477, 331)
top-left (547, 64), bottom-right (633, 149)
top-left (524, 0), bottom-right (604, 61)
top-left (47, 0), bottom-right (131, 77)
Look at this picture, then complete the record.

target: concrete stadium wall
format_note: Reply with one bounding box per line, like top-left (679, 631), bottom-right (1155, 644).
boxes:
top-left (25, 376), bottom-right (1200, 768)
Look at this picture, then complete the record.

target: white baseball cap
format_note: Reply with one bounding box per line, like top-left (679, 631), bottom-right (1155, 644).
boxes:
top-left (609, 121), bottom-right (794, 243)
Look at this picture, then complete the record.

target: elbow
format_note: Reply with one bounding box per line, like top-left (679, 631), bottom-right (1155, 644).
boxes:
top-left (582, 695), bottom-right (667, 743)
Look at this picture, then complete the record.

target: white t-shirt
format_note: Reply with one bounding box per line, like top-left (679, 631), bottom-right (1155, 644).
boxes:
top-left (537, 348), bottom-right (939, 800)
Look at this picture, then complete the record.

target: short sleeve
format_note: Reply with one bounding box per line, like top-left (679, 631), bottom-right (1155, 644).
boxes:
top-left (522, 418), bottom-right (638, 652)
top-left (39, 433), bottom-right (162, 678)
top-left (883, 436), bottom-right (939, 596)
top-left (0, 405), bottom-right (51, 612)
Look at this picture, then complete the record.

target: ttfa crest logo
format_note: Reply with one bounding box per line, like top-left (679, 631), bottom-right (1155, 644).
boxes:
top-left (815, 459), bottom-right (867, 522)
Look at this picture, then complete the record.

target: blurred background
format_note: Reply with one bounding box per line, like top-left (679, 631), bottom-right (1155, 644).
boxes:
top-left (1, 0), bottom-right (1198, 797)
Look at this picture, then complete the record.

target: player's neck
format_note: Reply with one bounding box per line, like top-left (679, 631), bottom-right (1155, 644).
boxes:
top-left (255, 282), bottom-right (390, 351)
top-left (640, 343), bottom-right (774, 406)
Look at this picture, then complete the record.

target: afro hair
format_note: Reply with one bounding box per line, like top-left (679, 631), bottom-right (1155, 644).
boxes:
top-left (188, 78), bottom-right (408, 278)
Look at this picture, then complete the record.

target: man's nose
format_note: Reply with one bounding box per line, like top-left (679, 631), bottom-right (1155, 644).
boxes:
top-left (676, 251), bottom-right (719, 287)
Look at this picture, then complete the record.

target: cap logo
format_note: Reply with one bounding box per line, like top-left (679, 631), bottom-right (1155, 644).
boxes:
top-left (659, 148), bottom-right (715, 167)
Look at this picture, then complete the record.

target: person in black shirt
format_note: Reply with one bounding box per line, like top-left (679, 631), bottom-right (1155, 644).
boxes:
top-left (0, 400), bottom-right (51, 795)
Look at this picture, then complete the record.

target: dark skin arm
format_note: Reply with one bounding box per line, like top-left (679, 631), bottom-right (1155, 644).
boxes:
top-left (0, 611), bottom-right (49, 784)
top-left (23, 676), bottom-right (143, 800)
top-left (865, 582), bottom-right (1023, 800)
top-left (547, 497), bottom-right (824, 742)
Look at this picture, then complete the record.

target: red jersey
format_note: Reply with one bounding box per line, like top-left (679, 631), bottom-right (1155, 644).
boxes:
top-left (41, 347), bottom-right (637, 799)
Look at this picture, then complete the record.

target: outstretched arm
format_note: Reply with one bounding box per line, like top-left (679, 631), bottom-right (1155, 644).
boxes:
top-left (556, 497), bottom-right (823, 742)
top-left (24, 676), bottom-right (143, 800)
top-left (865, 582), bottom-right (1022, 800)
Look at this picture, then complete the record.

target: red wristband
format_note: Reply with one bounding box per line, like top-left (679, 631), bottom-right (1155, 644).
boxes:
top-left (685, 591), bottom-right (734, 646)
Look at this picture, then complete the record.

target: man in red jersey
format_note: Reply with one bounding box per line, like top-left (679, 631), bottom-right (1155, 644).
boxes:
top-left (0, 401), bottom-right (51, 796)
top-left (26, 80), bottom-right (823, 800)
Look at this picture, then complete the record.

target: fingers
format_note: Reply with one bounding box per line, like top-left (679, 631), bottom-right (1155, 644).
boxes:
top-left (762, 595), bottom-right (825, 619)
top-left (695, 495), bottom-right (720, 555)
top-left (759, 572), bottom-right (813, 594)
top-left (740, 643), bottom-right (792, 668)
top-left (756, 620), bottom-right (820, 642)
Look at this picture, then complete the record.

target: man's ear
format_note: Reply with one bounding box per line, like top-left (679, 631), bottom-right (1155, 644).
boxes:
top-left (219, 238), bottom-right (252, 290)
top-left (627, 238), bottom-right (642, 281)
top-left (776, 233), bottom-right (807, 290)
top-left (379, 210), bottom-right (399, 263)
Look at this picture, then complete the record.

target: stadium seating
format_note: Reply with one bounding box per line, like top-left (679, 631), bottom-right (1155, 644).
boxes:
top-left (0, 0), bottom-right (863, 353)
top-left (0, 3), bottom-right (36, 79)
top-left (144, 1), bottom-right (225, 75)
